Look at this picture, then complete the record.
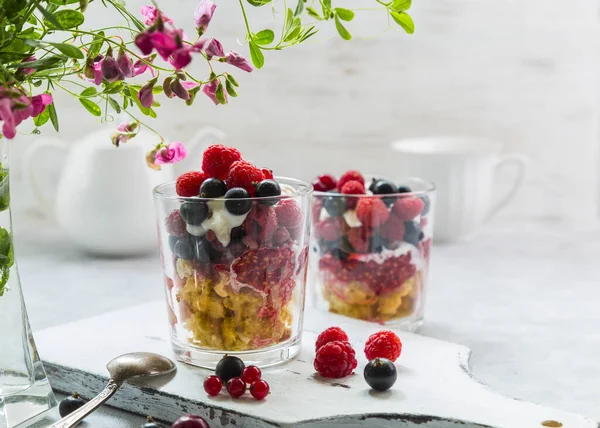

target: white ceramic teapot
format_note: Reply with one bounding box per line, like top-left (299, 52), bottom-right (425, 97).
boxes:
top-left (23, 127), bottom-right (225, 256)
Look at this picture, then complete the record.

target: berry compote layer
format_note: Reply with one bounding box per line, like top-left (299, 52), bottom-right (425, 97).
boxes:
top-left (311, 172), bottom-right (433, 326)
top-left (157, 145), bottom-right (310, 353)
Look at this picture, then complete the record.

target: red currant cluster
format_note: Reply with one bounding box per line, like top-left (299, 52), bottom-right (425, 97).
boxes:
top-left (203, 355), bottom-right (270, 400)
top-left (313, 327), bottom-right (403, 392)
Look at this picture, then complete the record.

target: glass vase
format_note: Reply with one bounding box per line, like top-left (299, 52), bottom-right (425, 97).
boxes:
top-left (0, 140), bottom-right (56, 427)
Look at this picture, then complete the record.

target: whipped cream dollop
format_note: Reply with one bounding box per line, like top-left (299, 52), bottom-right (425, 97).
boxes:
top-left (279, 183), bottom-right (296, 196)
top-left (201, 199), bottom-right (248, 247)
top-left (357, 242), bottom-right (424, 268)
top-left (343, 209), bottom-right (362, 228)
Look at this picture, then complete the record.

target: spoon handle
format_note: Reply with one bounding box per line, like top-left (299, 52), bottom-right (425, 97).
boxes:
top-left (50, 379), bottom-right (121, 428)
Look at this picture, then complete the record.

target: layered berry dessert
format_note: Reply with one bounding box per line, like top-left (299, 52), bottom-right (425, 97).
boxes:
top-left (156, 145), bottom-right (310, 355)
top-left (311, 171), bottom-right (433, 326)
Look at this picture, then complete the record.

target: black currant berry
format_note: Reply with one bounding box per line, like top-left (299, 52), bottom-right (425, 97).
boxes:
top-left (397, 185), bottom-right (412, 194)
top-left (59, 393), bottom-right (87, 417)
top-left (200, 178), bottom-right (227, 198)
top-left (255, 180), bottom-right (281, 206)
top-left (364, 358), bottom-right (397, 391)
top-left (168, 235), bottom-right (180, 252)
top-left (215, 355), bottom-right (245, 382)
top-left (180, 202), bottom-right (209, 225)
top-left (174, 239), bottom-right (194, 260)
top-left (403, 221), bottom-right (422, 247)
top-left (193, 237), bottom-right (217, 263)
top-left (224, 188), bottom-right (252, 215)
top-left (323, 196), bottom-right (346, 217)
top-left (372, 179), bottom-right (398, 206)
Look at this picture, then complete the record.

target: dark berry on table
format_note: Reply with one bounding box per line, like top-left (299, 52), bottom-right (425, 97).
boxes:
top-left (224, 187), bottom-right (252, 215)
top-left (59, 393), bottom-right (87, 417)
top-left (323, 196), bottom-right (346, 217)
top-left (226, 377), bottom-right (247, 398)
top-left (180, 202), bottom-right (209, 226)
top-left (215, 355), bottom-right (245, 382)
top-left (174, 239), bottom-right (194, 260)
top-left (203, 375), bottom-right (223, 397)
top-left (403, 221), bottom-right (422, 247)
top-left (168, 235), bottom-right (180, 252)
top-left (171, 414), bottom-right (210, 428)
top-left (397, 185), bottom-right (412, 193)
top-left (193, 237), bottom-right (216, 263)
top-left (420, 194), bottom-right (431, 215)
top-left (249, 380), bottom-right (270, 400)
top-left (241, 365), bottom-right (262, 384)
top-left (141, 416), bottom-right (167, 428)
top-left (256, 179), bottom-right (281, 206)
top-left (200, 177), bottom-right (227, 198)
top-left (364, 358), bottom-right (397, 391)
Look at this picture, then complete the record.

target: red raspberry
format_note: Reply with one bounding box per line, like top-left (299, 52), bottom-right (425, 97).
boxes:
top-left (314, 340), bottom-right (357, 379)
top-left (287, 226), bottom-right (302, 241)
top-left (364, 330), bottom-right (402, 362)
top-left (380, 214), bottom-right (405, 242)
top-left (201, 144), bottom-right (241, 180)
top-left (315, 217), bottom-right (343, 242)
top-left (261, 168), bottom-right (274, 179)
top-left (347, 227), bottom-right (370, 253)
top-left (274, 199), bottom-right (303, 229)
top-left (245, 204), bottom-right (278, 242)
top-left (226, 160), bottom-right (264, 196)
top-left (312, 178), bottom-right (328, 192)
top-left (315, 174), bottom-right (337, 191)
top-left (175, 171), bottom-right (208, 197)
top-left (273, 227), bottom-right (291, 246)
top-left (337, 170), bottom-right (364, 191)
top-left (392, 197), bottom-right (424, 221)
top-left (356, 198), bottom-right (390, 228)
top-left (165, 210), bottom-right (186, 237)
top-left (341, 180), bottom-right (366, 209)
top-left (315, 327), bottom-right (349, 351)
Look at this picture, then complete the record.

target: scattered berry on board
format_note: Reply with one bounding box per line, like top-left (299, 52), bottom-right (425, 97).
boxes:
top-left (364, 330), bottom-right (403, 362)
top-left (364, 358), bottom-right (397, 391)
top-left (311, 171), bottom-right (431, 324)
top-left (203, 375), bottom-right (223, 397)
top-left (226, 377), bottom-right (247, 398)
top-left (215, 355), bottom-right (245, 382)
top-left (249, 379), bottom-right (270, 400)
top-left (205, 356), bottom-right (270, 401)
top-left (171, 414), bottom-right (210, 428)
top-left (241, 365), bottom-right (262, 384)
top-left (314, 340), bottom-right (358, 379)
top-left (315, 326), bottom-right (349, 351)
top-left (58, 393), bottom-right (87, 417)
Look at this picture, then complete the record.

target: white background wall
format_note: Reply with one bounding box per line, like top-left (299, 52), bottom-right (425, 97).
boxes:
top-left (10, 0), bottom-right (600, 223)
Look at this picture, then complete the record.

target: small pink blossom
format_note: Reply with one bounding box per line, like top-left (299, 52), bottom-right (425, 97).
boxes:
top-left (31, 94), bottom-right (53, 117)
top-left (202, 78), bottom-right (225, 105)
top-left (150, 30), bottom-right (180, 60)
top-left (20, 56), bottom-right (36, 76)
top-left (0, 86), bottom-right (44, 139)
top-left (111, 121), bottom-right (139, 147)
top-left (154, 141), bottom-right (188, 165)
top-left (138, 80), bottom-right (155, 108)
top-left (225, 51), bottom-right (253, 73)
top-left (194, 0), bottom-right (216, 34)
top-left (101, 55), bottom-right (123, 82)
top-left (85, 56), bottom-right (104, 85)
top-left (204, 38), bottom-right (224, 58)
top-left (169, 47), bottom-right (193, 70)
top-left (135, 32), bottom-right (154, 55)
top-left (140, 5), bottom-right (173, 26)
top-left (132, 55), bottom-right (156, 77)
top-left (116, 50), bottom-right (134, 78)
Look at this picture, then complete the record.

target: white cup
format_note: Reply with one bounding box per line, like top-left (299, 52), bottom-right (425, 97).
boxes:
top-left (390, 137), bottom-right (528, 243)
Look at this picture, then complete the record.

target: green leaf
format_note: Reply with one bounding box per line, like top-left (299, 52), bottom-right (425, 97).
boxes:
top-left (13, 55), bottom-right (65, 70)
top-left (335, 8), bottom-right (355, 21)
top-left (80, 87), bottom-right (97, 97)
top-left (79, 98), bottom-right (102, 116)
top-left (321, 0), bottom-right (331, 18)
top-left (391, 0), bottom-right (412, 11)
top-left (294, 0), bottom-right (304, 16)
top-left (37, 5), bottom-right (64, 30)
top-left (225, 80), bottom-right (238, 97)
top-left (47, 0), bottom-right (80, 4)
top-left (390, 11), bottom-right (414, 34)
top-left (284, 26), bottom-right (301, 42)
top-left (0, 227), bottom-right (13, 296)
top-left (334, 15), bottom-right (352, 40)
top-left (48, 102), bottom-right (59, 131)
top-left (248, 41), bottom-right (264, 69)
top-left (50, 9), bottom-right (85, 29)
top-left (108, 97), bottom-right (121, 113)
top-left (246, 0), bottom-right (272, 5)
top-left (226, 74), bottom-right (239, 87)
top-left (306, 7), bottom-right (322, 19)
top-left (33, 108), bottom-right (50, 126)
top-left (88, 31), bottom-right (105, 59)
top-left (80, 0), bottom-right (89, 12)
top-left (253, 29), bottom-right (274, 46)
top-left (0, 169), bottom-right (9, 213)
top-left (49, 42), bottom-right (83, 59)
top-left (285, 8), bottom-right (294, 32)
top-left (152, 86), bottom-right (163, 94)
top-left (215, 82), bottom-right (226, 104)
top-left (299, 26), bottom-right (318, 42)
top-left (103, 81), bottom-right (123, 94)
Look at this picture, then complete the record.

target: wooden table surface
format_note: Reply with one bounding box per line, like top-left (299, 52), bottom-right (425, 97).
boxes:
top-left (18, 217), bottom-right (600, 427)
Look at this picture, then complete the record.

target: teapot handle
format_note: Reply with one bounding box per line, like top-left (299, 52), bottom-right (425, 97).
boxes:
top-left (22, 138), bottom-right (68, 215)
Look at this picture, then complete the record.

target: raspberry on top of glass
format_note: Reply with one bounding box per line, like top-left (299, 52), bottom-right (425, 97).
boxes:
top-left (311, 171), bottom-right (434, 329)
top-left (155, 145), bottom-right (311, 364)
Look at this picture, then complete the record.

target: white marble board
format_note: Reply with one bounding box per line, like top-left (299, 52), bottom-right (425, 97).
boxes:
top-left (35, 302), bottom-right (597, 428)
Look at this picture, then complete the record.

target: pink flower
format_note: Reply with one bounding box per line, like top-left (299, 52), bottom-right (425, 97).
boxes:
top-left (169, 47), bottom-right (193, 70)
top-left (202, 78), bottom-right (226, 105)
top-left (138, 80), bottom-right (155, 108)
top-left (111, 121), bottom-right (139, 147)
top-left (194, 0), bottom-right (216, 35)
top-left (154, 141), bottom-right (188, 165)
top-left (169, 79), bottom-right (200, 100)
top-left (116, 50), bottom-right (134, 78)
top-left (225, 51), bottom-right (253, 73)
top-left (140, 5), bottom-right (173, 26)
top-left (135, 32), bottom-right (154, 55)
top-left (31, 94), bottom-right (53, 117)
top-left (204, 38), bottom-right (224, 58)
top-left (20, 56), bottom-right (36, 76)
top-left (150, 30), bottom-right (180, 60)
top-left (132, 55), bottom-right (156, 77)
top-left (101, 55), bottom-right (123, 82)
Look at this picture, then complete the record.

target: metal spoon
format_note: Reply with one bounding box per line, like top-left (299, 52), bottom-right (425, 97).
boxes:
top-left (51, 352), bottom-right (176, 428)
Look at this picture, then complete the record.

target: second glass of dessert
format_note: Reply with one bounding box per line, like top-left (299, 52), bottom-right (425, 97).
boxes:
top-left (310, 171), bottom-right (435, 331)
top-left (155, 145), bottom-right (312, 368)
